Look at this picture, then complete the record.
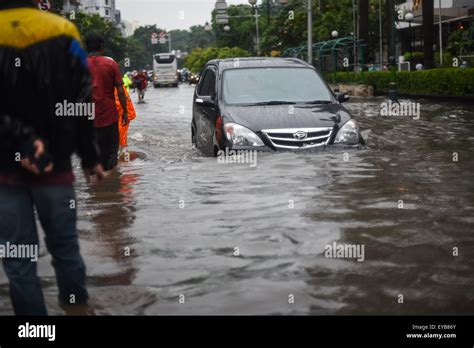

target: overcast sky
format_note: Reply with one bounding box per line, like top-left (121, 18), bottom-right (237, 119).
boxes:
top-left (116, 0), bottom-right (251, 31)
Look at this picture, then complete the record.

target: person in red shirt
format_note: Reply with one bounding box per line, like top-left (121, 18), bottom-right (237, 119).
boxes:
top-left (85, 34), bottom-right (128, 171)
top-left (134, 70), bottom-right (148, 103)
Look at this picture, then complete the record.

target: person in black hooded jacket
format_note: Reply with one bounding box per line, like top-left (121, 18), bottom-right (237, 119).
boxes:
top-left (0, 0), bottom-right (104, 315)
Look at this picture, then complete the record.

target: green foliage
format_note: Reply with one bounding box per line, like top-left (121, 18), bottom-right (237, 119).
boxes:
top-left (434, 51), bottom-right (453, 68)
top-left (73, 12), bottom-right (127, 63)
top-left (187, 25), bottom-right (216, 52)
top-left (403, 51), bottom-right (424, 65)
top-left (125, 25), bottom-right (216, 71)
top-left (168, 29), bottom-right (189, 52)
top-left (185, 47), bottom-right (251, 73)
top-left (447, 29), bottom-right (474, 56)
top-left (211, 5), bottom-right (262, 54)
top-left (126, 25), bottom-right (169, 70)
top-left (261, 0), bottom-right (390, 62)
top-left (333, 68), bottom-right (474, 97)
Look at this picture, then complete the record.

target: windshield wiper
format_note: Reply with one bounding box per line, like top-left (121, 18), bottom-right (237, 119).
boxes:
top-left (301, 100), bottom-right (333, 105)
top-left (245, 101), bottom-right (297, 106)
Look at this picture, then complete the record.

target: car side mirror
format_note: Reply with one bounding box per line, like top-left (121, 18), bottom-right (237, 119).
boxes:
top-left (195, 96), bottom-right (214, 106)
top-left (335, 92), bottom-right (350, 103)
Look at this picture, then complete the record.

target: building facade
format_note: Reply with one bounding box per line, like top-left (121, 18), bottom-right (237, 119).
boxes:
top-left (396, 0), bottom-right (474, 65)
top-left (61, 0), bottom-right (120, 24)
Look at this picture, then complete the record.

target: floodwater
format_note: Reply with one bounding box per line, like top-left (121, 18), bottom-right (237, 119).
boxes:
top-left (1, 84), bottom-right (473, 315)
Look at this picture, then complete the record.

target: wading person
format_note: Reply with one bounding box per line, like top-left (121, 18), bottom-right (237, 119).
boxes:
top-left (86, 34), bottom-right (128, 171)
top-left (134, 69), bottom-right (148, 104)
top-left (123, 72), bottom-right (132, 92)
top-left (115, 86), bottom-right (137, 157)
top-left (0, 0), bottom-right (105, 315)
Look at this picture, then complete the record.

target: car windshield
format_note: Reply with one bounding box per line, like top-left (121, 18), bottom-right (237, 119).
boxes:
top-left (222, 67), bottom-right (333, 105)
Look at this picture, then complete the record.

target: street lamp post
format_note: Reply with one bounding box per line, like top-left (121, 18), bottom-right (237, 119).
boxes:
top-left (378, 0), bottom-right (383, 69)
top-left (405, 12), bottom-right (414, 66)
top-left (248, 0), bottom-right (260, 55)
top-left (332, 30), bottom-right (339, 83)
top-left (352, 0), bottom-right (357, 71)
top-left (438, 0), bottom-right (443, 66)
top-left (307, 0), bottom-right (312, 64)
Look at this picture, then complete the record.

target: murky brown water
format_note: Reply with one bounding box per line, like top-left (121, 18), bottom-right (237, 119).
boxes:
top-left (1, 84), bottom-right (473, 315)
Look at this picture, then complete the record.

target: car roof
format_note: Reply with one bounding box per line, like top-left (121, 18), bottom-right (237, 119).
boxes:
top-left (206, 57), bottom-right (314, 73)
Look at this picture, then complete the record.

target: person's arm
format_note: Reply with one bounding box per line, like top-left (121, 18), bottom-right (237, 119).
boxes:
top-left (116, 84), bottom-right (128, 126)
top-left (0, 114), bottom-right (52, 174)
top-left (112, 61), bottom-right (128, 125)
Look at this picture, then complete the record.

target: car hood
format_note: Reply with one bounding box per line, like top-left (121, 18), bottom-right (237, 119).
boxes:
top-left (221, 103), bottom-right (352, 132)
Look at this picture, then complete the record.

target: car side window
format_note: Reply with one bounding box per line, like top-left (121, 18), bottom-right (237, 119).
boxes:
top-left (208, 70), bottom-right (216, 100)
top-left (198, 69), bottom-right (216, 99)
top-left (197, 70), bottom-right (210, 96)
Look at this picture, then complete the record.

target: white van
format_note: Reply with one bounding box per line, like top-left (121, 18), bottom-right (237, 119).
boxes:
top-left (152, 53), bottom-right (178, 87)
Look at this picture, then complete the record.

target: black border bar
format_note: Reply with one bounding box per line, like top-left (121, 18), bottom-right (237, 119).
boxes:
top-left (0, 315), bottom-right (473, 346)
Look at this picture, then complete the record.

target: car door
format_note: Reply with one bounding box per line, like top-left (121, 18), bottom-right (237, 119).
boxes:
top-left (194, 67), bottom-right (217, 155)
top-left (193, 70), bottom-right (209, 150)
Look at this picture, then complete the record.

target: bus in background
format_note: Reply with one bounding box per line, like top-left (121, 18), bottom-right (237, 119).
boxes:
top-left (152, 53), bottom-right (178, 88)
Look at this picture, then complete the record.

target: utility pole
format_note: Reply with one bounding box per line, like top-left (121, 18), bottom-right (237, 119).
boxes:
top-left (255, 5), bottom-right (260, 54)
top-left (422, 0), bottom-right (434, 69)
top-left (379, 0), bottom-right (383, 69)
top-left (352, 0), bottom-right (357, 71)
top-left (387, 0), bottom-right (398, 102)
top-left (267, 0), bottom-right (270, 26)
top-left (438, 0), bottom-right (443, 66)
top-left (307, 0), bottom-right (312, 64)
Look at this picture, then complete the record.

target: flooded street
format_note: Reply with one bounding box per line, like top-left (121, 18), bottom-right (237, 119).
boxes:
top-left (1, 84), bottom-right (473, 315)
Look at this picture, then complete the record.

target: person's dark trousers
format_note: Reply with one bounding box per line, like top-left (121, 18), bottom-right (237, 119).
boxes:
top-left (96, 121), bottom-right (119, 171)
top-left (0, 184), bottom-right (88, 315)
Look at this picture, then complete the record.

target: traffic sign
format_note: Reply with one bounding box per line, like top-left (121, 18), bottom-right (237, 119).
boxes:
top-left (37, 0), bottom-right (51, 11)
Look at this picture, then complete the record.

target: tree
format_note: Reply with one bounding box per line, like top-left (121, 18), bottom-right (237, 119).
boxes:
top-left (168, 29), bottom-right (189, 52)
top-left (211, 4), bottom-right (262, 54)
top-left (187, 25), bottom-right (215, 52)
top-left (126, 25), bottom-right (168, 70)
top-left (447, 29), bottom-right (474, 57)
top-left (184, 47), bottom-right (251, 73)
top-left (73, 12), bottom-right (127, 63)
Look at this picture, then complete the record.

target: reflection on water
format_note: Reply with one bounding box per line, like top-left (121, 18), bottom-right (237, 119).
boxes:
top-left (0, 86), bottom-right (473, 315)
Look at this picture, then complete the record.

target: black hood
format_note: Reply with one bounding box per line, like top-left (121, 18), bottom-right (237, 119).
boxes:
top-left (221, 103), bottom-right (352, 132)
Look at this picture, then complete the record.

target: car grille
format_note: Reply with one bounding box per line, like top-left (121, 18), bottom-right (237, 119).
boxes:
top-left (261, 127), bottom-right (333, 149)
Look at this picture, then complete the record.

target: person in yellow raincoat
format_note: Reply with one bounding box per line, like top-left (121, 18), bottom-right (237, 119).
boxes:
top-left (123, 73), bottom-right (132, 92)
top-left (114, 86), bottom-right (136, 157)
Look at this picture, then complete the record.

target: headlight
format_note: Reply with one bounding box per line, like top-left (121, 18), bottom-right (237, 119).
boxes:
top-left (223, 123), bottom-right (264, 147)
top-left (334, 119), bottom-right (360, 145)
